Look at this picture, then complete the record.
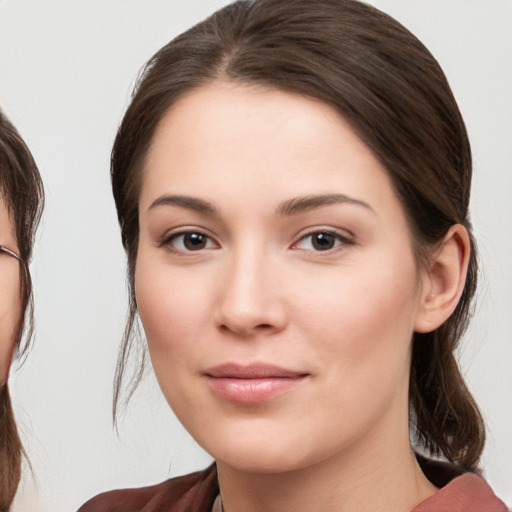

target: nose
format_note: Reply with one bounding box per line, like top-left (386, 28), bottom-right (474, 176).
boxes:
top-left (214, 249), bottom-right (288, 338)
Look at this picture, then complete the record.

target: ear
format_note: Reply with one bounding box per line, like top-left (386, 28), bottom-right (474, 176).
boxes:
top-left (414, 224), bottom-right (471, 333)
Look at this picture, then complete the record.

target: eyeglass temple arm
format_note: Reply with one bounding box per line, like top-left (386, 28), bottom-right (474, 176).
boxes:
top-left (0, 244), bottom-right (22, 261)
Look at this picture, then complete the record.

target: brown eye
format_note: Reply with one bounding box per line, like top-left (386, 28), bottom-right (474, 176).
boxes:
top-left (183, 232), bottom-right (207, 250)
top-left (311, 232), bottom-right (336, 251)
top-left (293, 230), bottom-right (354, 252)
top-left (164, 231), bottom-right (217, 253)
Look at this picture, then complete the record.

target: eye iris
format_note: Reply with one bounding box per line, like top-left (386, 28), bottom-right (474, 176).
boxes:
top-left (184, 233), bottom-right (206, 250)
top-left (312, 232), bottom-right (335, 250)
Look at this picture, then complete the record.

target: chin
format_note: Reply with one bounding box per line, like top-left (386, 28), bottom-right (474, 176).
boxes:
top-left (191, 419), bottom-right (332, 475)
top-left (214, 447), bottom-right (308, 474)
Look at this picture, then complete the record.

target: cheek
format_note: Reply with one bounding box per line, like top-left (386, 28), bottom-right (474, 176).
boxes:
top-left (0, 280), bottom-right (22, 383)
top-left (135, 258), bottom-right (212, 368)
top-left (301, 257), bottom-right (420, 387)
top-left (135, 257), bottom-right (219, 428)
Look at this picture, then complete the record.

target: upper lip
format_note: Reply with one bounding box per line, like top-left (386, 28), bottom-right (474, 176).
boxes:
top-left (204, 363), bottom-right (307, 379)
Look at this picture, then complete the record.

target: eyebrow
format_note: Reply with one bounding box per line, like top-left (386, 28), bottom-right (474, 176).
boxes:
top-left (148, 195), bottom-right (217, 214)
top-left (278, 194), bottom-right (373, 216)
top-left (147, 193), bottom-right (373, 217)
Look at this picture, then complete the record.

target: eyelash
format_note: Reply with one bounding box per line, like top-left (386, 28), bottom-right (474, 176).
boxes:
top-left (159, 228), bottom-right (355, 255)
top-left (159, 229), bottom-right (218, 254)
top-left (292, 230), bottom-right (355, 253)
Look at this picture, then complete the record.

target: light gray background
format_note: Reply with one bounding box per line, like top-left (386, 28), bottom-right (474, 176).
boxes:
top-left (1, 1), bottom-right (511, 510)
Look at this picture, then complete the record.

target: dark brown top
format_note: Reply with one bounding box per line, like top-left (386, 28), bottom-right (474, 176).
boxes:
top-left (77, 460), bottom-right (508, 512)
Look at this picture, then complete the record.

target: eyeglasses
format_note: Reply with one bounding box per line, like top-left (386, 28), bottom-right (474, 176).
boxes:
top-left (0, 244), bottom-right (21, 262)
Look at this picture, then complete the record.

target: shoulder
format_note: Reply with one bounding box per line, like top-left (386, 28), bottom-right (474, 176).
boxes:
top-left (77, 464), bottom-right (218, 512)
top-left (414, 457), bottom-right (508, 512)
top-left (414, 473), bottom-right (508, 512)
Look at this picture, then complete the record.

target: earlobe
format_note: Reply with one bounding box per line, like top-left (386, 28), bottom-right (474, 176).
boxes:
top-left (414, 224), bottom-right (471, 333)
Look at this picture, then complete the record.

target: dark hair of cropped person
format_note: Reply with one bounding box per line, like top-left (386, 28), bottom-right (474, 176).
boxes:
top-left (110, 0), bottom-right (485, 470)
top-left (0, 109), bottom-right (44, 511)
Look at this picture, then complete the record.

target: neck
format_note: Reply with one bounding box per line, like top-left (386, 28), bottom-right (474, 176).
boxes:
top-left (216, 416), bottom-right (437, 512)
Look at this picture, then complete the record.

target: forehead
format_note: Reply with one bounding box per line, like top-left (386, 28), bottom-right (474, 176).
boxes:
top-left (141, 83), bottom-right (397, 206)
top-left (147, 83), bottom-right (359, 158)
top-left (140, 83), bottom-right (405, 224)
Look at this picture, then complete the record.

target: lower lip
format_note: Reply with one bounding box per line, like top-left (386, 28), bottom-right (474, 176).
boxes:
top-left (206, 376), bottom-right (306, 403)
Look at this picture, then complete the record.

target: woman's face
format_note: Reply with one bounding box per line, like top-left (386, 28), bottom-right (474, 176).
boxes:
top-left (136, 83), bottom-right (430, 473)
top-left (0, 197), bottom-right (21, 384)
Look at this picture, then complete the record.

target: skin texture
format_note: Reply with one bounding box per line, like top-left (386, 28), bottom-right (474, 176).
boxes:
top-left (0, 197), bottom-right (21, 384)
top-left (135, 83), bottom-right (469, 512)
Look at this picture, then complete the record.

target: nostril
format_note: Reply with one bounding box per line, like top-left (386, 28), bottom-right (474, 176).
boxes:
top-left (218, 322), bottom-right (275, 336)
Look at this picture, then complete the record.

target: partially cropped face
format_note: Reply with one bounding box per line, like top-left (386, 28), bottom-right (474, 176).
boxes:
top-left (135, 83), bottom-right (430, 473)
top-left (0, 196), bottom-right (21, 384)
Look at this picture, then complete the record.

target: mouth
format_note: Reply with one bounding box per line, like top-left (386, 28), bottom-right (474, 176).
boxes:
top-left (203, 363), bottom-right (309, 404)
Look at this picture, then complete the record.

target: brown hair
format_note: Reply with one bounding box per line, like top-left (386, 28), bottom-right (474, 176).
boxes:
top-left (111, 0), bottom-right (485, 469)
top-left (0, 109), bottom-right (44, 510)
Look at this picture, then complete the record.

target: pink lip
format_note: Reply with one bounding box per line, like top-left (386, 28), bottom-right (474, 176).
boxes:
top-left (204, 363), bottom-right (308, 404)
